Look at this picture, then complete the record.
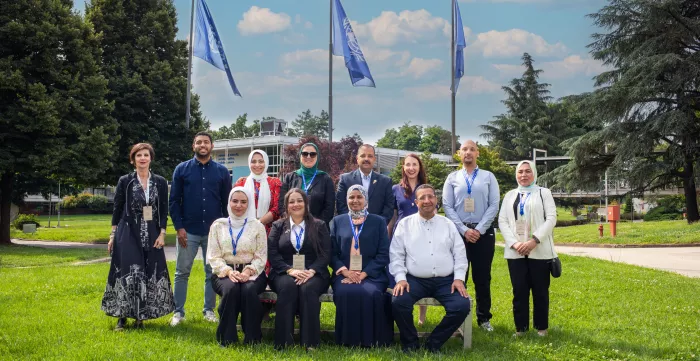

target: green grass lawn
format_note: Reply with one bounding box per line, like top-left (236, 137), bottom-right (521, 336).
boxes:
top-left (0, 247), bottom-right (698, 360)
top-left (0, 244), bottom-right (107, 268)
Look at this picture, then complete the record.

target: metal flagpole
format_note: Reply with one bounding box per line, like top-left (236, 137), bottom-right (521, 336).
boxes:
top-left (451, 0), bottom-right (457, 156)
top-left (328, 0), bottom-right (333, 144)
top-left (185, 0), bottom-right (196, 129)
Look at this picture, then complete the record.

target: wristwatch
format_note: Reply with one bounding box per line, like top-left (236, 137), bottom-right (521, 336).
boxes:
top-left (533, 235), bottom-right (541, 244)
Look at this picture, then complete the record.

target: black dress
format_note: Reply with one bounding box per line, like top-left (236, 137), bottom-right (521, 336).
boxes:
top-left (101, 173), bottom-right (175, 320)
top-left (267, 218), bottom-right (331, 349)
top-left (278, 172), bottom-right (336, 226)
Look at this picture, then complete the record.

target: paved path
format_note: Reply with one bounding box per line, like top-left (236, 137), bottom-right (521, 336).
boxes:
top-left (12, 239), bottom-right (700, 278)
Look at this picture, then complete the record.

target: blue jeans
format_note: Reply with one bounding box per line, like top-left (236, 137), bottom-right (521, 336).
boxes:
top-left (173, 233), bottom-right (215, 316)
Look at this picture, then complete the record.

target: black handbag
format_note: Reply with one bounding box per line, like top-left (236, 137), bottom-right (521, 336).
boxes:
top-left (549, 257), bottom-right (562, 278)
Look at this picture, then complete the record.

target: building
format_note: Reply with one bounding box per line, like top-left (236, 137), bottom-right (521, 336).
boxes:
top-left (212, 119), bottom-right (455, 179)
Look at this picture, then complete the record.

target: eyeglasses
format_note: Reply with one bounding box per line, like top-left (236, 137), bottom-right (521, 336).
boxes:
top-left (301, 152), bottom-right (318, 158)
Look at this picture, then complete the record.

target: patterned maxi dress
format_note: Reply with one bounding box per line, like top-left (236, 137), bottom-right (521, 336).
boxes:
top-left (101, 172), bottom-right (175, 320)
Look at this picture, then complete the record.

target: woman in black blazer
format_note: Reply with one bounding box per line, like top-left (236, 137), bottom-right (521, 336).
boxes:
top-left (330, 184), bottom-right (393, 347)
top-left (278, 142), bottom-right (335, 227)
top-left (101, 143), bottom-right (174, 330)
top-left (268, 188), bottom-right (331, 350)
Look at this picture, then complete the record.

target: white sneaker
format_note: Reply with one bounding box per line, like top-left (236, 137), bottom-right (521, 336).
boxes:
top-left (479, 321), bottom-right (494, 332)
top-left (203, 310), bottom-right (218, 323)
top-left (170, 312), bottom-right (184, 327)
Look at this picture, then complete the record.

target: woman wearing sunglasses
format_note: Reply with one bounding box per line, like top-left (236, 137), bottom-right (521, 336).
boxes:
top-left (279, 142), bottom-right (336, 228)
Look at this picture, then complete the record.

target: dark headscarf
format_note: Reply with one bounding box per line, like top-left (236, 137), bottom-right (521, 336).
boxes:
top-left (295, 142), bottom-right (326, 178)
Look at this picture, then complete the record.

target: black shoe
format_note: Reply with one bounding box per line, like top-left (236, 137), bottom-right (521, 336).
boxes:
top-left (114, 318), bottom-right (126, 331)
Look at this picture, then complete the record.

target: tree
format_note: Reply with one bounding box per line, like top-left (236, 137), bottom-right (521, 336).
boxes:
top-left (289, 109), bottom-right (330, 139)
top-left (550, 0), bottom-right (700, 223)
top-left (419, 125), bottom-right (459, 155)
top-left (210, 113), bottom-right (261, 140)
top-left (376, 129), bottom-right (398, 149)
top-left (86, 0), bottom-right (208, 184)
top-left (452, 145), bottom-right (515, 199)
top-left (0, 0), bottom-right (117, 244)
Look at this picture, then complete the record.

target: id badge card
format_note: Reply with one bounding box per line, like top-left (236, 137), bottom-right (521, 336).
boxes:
top-left (350, 255), bottom-right (363, 271)
top-left (515, 220), bottom-right (528, 242)
top-left (463, 198), bottom-right (475, 213)
top-left (292, 254), bottom-right (306, 270)
top-left (143, 206), bottom-right (153, 221)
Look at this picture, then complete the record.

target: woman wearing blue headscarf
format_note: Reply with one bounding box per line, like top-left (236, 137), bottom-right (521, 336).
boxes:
top-left (329, 184), bottom-right (393, 347)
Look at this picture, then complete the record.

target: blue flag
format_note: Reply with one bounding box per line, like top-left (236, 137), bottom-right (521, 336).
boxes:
top-left (332, 0), bottom-right (375, 87)
top-left (452, 1), bottom-right (466, 92)
top-left (194, 0), bottom-right (241, 97)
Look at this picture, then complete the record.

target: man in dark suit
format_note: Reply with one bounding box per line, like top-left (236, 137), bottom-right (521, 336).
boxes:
top-left (336, 144), bottom-right (395, 223)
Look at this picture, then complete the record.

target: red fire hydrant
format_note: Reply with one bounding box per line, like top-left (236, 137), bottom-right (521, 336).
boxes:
top-left (598, 224), bottom-right (604, 238)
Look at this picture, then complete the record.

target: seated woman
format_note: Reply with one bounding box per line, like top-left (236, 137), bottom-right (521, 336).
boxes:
top-left (207, 186), bottom-right (268, 346)
top-left (267, 188), bottom-right (331, 350)
top-left (330, 185), bottom-right (393, 347)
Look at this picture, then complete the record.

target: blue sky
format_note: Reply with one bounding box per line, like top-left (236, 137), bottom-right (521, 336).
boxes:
top-left (81, 0), bottom-right (610, 147)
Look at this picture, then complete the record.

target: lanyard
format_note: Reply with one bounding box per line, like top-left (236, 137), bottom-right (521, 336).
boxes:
top-left (254, 181), bottom-right (260, 199)
top-left (293, 226), bottom-right (304, 253)
top-left (348, 213), bottom-right (366, 250)
top-left (301, 170), bottom-right (318, 193)
top-left (519, 193), bottom-right (531, 216)
top-left (228, 218), bottom-right (247, 256)
top-left (463, 168), bottom-right (479, 195)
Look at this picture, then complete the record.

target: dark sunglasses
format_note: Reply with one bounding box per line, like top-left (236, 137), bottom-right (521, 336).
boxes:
top-left (301, 152), bottom-right (318, 158)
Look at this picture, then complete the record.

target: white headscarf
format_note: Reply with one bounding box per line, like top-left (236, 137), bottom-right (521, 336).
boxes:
top-left (515, 160), bottom-right (540, 193)
top-left (227, 186), bottom-right (256, 227)
top-left (243, 150), bottom-right (271, 219)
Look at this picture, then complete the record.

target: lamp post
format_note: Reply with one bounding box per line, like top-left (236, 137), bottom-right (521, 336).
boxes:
top-left (532, 148), bottom-right (547, 188)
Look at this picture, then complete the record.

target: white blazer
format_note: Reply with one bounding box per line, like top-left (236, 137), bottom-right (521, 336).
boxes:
top-left (499, 187), bottom-right (558, 260)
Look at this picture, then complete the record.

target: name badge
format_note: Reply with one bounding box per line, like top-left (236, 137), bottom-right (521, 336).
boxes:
top-left (292, 254), bottom-right (306, 270)
top-left (143, 206), bottom-right (153, 221)
top-left (350, 255), bottom-right (363, 271)
top-left (463, 198), bottom-right (475, 213)
top-left (516, 220), bottom-right (528, 242)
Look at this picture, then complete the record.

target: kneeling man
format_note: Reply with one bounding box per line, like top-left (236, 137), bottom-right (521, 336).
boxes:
top-left (389, 184), bottom-right (471, 353)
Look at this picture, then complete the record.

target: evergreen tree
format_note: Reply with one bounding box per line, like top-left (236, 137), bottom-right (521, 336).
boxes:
top-left (86, 0), bottom-right (208, 183)
top-left (289, 109), bottom-right (330, 139)
top-left (0, 0), bottom-right (117, 244)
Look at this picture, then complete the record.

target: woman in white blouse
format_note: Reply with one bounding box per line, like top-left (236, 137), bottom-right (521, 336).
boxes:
top-left (498, 160), bottom-right (557, 337)
top-left (207, 186), bottom-right (268, 346)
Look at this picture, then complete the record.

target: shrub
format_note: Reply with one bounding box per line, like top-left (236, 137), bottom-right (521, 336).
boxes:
top-left (61, 193), bottom-right (109, 211)
top-left (556, 219), bottom-right (589, 227)
top-left (620, 212), bottom-right (644, 221)
top-left (61, 195), bottom-right (78, 209)
top-left (12, 214), bottom-right (41, 230)
top-left (644, 205), bottom-right (683, 222)
top-left (86, 195), bottom-right (109, 211)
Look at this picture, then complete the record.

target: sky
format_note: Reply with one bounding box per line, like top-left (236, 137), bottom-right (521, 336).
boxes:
top-left (79, 0), bottom-right (610, 146)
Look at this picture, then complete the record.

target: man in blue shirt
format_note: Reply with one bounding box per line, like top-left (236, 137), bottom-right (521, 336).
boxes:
top-left (442, 140), bottom-right (500, 332)
top-left (169, 132), bottom-right (232, 326)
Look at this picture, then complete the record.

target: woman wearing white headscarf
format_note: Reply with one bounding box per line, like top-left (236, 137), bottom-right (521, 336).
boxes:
top-left (498, 160), bottom-right (557, 337)
top-left (207, 186), bottom-right (268, 346)
top-left (329, 184), bottom-right (392, 347)
top-left (234, 149), bottom-right (282, 235)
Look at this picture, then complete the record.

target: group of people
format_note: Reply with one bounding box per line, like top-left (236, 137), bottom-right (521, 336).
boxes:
top-left (101, 132), bottom-right (559, 352)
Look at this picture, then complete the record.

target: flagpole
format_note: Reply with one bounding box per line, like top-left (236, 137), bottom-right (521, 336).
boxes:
top-left (328, 0), bottom-right (333, 144)
top-left (185, 0), bottom-right (196, 129)
top-left (450, 0), bottom-right (457, 156)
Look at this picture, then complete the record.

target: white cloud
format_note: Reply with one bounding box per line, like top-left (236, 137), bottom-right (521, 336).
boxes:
top-left (238, 6), bottom-right (291, 35)
top-left (352, 10), bottom-right (452, 47)
top-left (280, 48), bottom-right (410, 69)
top-left (304, 21), bottom-right (313, 29)
top-left (493, 55), bottom-right (609, 79)
top-left (469, 29), bottom-right (567, 58)
top-left (265, 71), bottom-right (326, 88)
top-left (402, 58), bottom-right (443, 79)
top-left (402, 76), bottom-right (500, 101)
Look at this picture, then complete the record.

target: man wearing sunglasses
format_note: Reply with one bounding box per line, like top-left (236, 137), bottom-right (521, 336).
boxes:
top-left (336, 144), bottom-right (395, 223)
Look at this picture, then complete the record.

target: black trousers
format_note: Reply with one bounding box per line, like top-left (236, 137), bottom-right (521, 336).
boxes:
top-left (392, 275), bottom-right (471, 352)
top-left (507, 257), bottom-right (551, 332)
top-left (211, 273), bottom-right (267, 346)
top-left (269, 274), bottom-right (328, 349)
top-left (464, 228), bottom-right (495, 324)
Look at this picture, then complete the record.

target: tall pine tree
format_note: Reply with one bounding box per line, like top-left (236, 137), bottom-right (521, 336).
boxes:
top-left (0, 0), bottom-right (117, 244)
top-left (86, 0), bottom-right (208, 183)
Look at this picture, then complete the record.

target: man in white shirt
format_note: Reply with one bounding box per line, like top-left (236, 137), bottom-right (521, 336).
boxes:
top-left (390, 184), bottom-right (471, 353)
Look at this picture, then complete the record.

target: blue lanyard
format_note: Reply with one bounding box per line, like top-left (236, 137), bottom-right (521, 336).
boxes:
top-left (519, 193), bottom-right (531, 216)
top-left (463, 168), bottom-right (479, 195)
top-left (293, 226), bottom-right (304, 253)
top-left (228, 218), bottom-right (247, 256)
top-left (301, 170), bottom-right (318, 193)
top-left (348, 213), bottom-right (366, 250)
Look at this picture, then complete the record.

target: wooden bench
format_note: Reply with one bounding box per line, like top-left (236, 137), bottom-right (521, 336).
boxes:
top-left (257, 290), bottom-right (473, 349)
